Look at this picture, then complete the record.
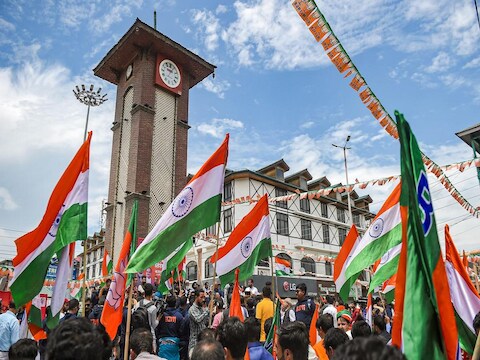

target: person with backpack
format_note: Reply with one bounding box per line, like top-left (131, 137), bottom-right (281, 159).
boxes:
top-left (156, 295), bottom-right (184, 360)
top-left (133, 283), bottom-right (159, 352)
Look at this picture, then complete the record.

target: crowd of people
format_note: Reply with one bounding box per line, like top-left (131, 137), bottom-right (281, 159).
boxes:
top-left (2, 277), bottom-right (475, 360)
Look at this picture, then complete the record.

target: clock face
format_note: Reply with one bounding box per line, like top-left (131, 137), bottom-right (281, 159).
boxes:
top-left (159, 59), bottom-right (181, 88)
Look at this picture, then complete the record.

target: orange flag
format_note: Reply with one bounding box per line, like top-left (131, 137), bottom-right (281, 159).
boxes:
top-left (309, 303), bottom-right (319, 346)
top-left (229, 269), bottom-right (250, 360)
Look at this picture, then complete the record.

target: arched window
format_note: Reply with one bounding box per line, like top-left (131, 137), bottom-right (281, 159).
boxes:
top-left (301, 257), bottom-right (316, 276)
top-left (186, 261), bottom-right (197, 281)
top-left (275, 253), bottom-right (293, 275)
top-left (325, 261), bottom-right (332, 276)
top-left (205, 257), bottom-right (214, 278)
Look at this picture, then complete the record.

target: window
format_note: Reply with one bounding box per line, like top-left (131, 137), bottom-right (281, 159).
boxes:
top-left (338, 228), bottom-right (347, 246)
top-left (257, 257), bottom-right (270, 267)
top-left (321, 203), bottom-right (328, 218)
top-left (301, 257), bottom-right (316, 275)
top-left (301, 219), bottom-right (312, 240)
top-left (299, 177), bottom-right (308, 190)
top-left (337, 208), bottom-right (346, 223)
top-left (323, 224), bottom-right (330, 244)
top-left (275, 188), bottom-right (288, 209)
top-left (206, 224), bottom-right (216, 237)
top-left (353, 213), bottom-right (361, 227)
top-left (186, 261), bottom-right (197, 281)
top-left (224, 182), bottom-right (232, 202)
top-left (205, 257), bottom-right (214, 278)
top-left (300, 198), bottom-right (310, 213)
top-left (277, 213), bottom-right (289, 235)
top-left (224, 208), bottom-right (232, 233)
top-left (276, 168), bottom-right (285, 181)
top-left (325, 261), bottom-right (332, 276)
top-left (92, 264), bottom-right (97, 278)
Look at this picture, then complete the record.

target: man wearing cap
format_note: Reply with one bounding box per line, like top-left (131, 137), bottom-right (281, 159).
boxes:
top-left (336, 310), bottom-right (352, 340)
top-left (294, 283), bottom-right (315, 329)
top-left (0, 302), bottom-right (19, 359)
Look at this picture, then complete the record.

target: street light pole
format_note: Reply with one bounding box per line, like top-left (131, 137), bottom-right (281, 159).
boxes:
top-left (333, 136), bottom-right (353, 225)
top-left (73, 84), bottom-right (107, 316)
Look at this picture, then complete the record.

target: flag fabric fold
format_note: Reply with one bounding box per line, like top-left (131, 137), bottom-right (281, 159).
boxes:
top-left (445, 224), bottom-right (480, 355)
top-left (51, 242), bottom-right (76, 318)
top-left (11, 132), bottom-right (91, 306)
top-left (369, 242), bottom-right (401, 294)
top-left (392, 110), bottom-right (459, 360)
top-left (334, 225), bottom-right (361, 301)
top-left (211, 194), bottom-right (272, 285)
top-left (264, 298), bottom-right (281, 356)
top-left (102, 250), bottom-right (113, 277)
top-left (101, 200), bottom-right (138, 340)
top-left (158, 239), bottom-right (193, 294)
top-left (309, 304), bottom-right (319, 346)
top-left (126, 134), bottom-right (229, 273)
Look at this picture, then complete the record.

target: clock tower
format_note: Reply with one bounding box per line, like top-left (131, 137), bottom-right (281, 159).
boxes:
top-left (94, 19), bottom-right (215, 262)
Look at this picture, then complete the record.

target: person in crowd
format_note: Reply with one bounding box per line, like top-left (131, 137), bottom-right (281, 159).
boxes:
top-left (335, 299), bottom-right (345, 312)
top-left (280, 298), bottom-right (295, 325)
top-left (348, 301), bottom-right (362, 323)
top-left (336, 310), bottom-right (352, 339)
top-left (313, 314), bottom-right (334, 360)
top-left (245, 279), bottom-right (259, 296)
top-left (256, 287), bottom-right (275, 341)
top-left (264, 318), bottom-right (273, 339)
top-left (191, 339), bottom-right (225, 360)
top-left (197, 328), bottom-right (217, 343)
top-left (322, 296), bottom-right (337, 328)
top-left (99, 279), bottom-right (111, 299)
top-left (373, 298), bottom-right (384, 316)
top-left (351, 320), bottom-right (371, 339)
top-left (274, 321), bottom-right (310, 360)
top-left (130, 328), bottom-right (160, 359)
top-left (59, 298), bottom-right (79, 323)
top-left (373, 316), bottom-right (391, 344)
top-left (211, 298), bottom-right (225, 329)
top-left (89, 296), bottom-right (105, 326)
top-left (216, 317), bottom-right (248, 360)
top-left (244, 317), bottom-right (273, 360)
top-left (46, 317), bottom-right (112, 360)
top-left (134, 283), bottom-right (159, 351)
top-left (188, 289), bottom-right (210, 352)
top-left (178, 296), bottom-right (190, 360)
top-left (90, 286), bottom-right (99, 308)
top-left (473, 311), bottom-right (480, 335)
top-left (8, 338), bottom-right (38, 360)
top-left (246, 297), bottom-right (256, 318)
top-left (0, 302), bottom-right (19, 359)
top-left (294, 283), bottom-right (315, 329)
top-left (331, 335), bottom-right (405, 360)
top-left (156, 295), bottom-right (184, 360)
top-left (323, 328), bottom-right (349, 359)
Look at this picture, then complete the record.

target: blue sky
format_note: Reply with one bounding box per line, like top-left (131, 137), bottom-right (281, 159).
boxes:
top-left (0, 0), bottom-right (479, 261)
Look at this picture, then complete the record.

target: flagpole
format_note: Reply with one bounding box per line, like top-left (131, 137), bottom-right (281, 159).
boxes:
top-left (209, 221), bottom-right (221, 326)
top-left (270, 255), bottom-right (276, 314)
top-left (123, 283), bottom-right (134, 360)
top-left (472, 328), bottom-right (480, 360)
top-left (474, 264), bottom-right (480, 295)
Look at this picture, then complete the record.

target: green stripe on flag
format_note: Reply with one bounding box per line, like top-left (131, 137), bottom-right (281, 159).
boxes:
top-left (339, 271), bottom-right (362, 302)
top-left (160, 239), bottom-right (193, 286)
top-left (368, 254), bottom-right (399, 294)
top-left (219, 238), bottom-right (272, 285)
top-left (126, 195), bottom-right (221, 273)
top-left (54, 202), bottom-right (88, 252)
top-left (275, 270), bottom-right (292, 276)
top-left (11, 243), bottom-right (56, 306)
top-left (455, 308), bottom-right (476, 355)
top-left (126, 200), bottom-right (138, 287)
top-left (264, 299), bottom-right (280, 354)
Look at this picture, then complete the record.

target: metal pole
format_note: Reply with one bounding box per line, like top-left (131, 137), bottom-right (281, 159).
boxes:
top-left (343, 146), bottom-right (353, 225)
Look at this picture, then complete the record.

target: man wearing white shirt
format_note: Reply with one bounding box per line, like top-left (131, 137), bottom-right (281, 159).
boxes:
top-left (0, 302), bottom-right (19, 359)
top-left (244, 279), bottom-right (259, 296)
top-left (322, 295), bottom-right (337, 328)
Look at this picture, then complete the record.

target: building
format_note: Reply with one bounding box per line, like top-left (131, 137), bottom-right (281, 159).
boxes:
top-left (185, 159), bottom-right (375, 299)
top-left (93, 19), bottom-right (215, 264)
top-left (77, 229), bottom-right (105, 280)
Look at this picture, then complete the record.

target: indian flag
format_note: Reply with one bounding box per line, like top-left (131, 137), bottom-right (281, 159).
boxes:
top-left (275, 256), bottom-right (292, 276)
top-left (392, 111), bottom-right (459, 360)
top-left (158, 239), bottom-right (193, 294)
top-left (334, 225), bottom-right (361, 301)
top-left (212, 194), bottom-right (272, 285)
top-left (102, 250), bottom-right (113, 276)
top-left (445, 224), bottom-right (480, 355)
top-left (344, 183), bottom-right (402, 287)
top-left (10, 133), bottom-right (91, 306)
top-left (51, 242), bottom-right (76, 319)
top-left (381, 274), bottom-right (396, 303)
top-left (126, 134), bottom-right (229, 273)
top-left (369, 242), bottom-right (401, 294)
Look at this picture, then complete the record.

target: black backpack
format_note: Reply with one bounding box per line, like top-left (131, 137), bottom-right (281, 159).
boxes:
top-left (131, 301), bottom-right (154, 331)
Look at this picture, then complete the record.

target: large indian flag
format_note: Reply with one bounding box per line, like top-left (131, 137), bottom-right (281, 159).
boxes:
top-left (344, 183), bottom-right (402, 285)
top-left (126, 134), bottom-right (229, 273)
top-left (334, 224), bottom-right (361, 301)
top-left (212, 194), bottom-right (272, 285)
top-left (445, 224), bottom-right (480, 355)
top-left (10, 133), bottom-right (91, 306)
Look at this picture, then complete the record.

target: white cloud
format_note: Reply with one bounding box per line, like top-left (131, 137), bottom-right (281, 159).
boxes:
top-left (197, 118), bottom-right (244, 138)
top-left (0, 18), bottom-right (15, 32)
top-left (0, 188), bottom-right (18, 210)
top-left (191, 9), bottom-right (222, 52)
top-left (200, 77), bottom-right (231, 98)
top-left (216, 4), bottom-right (228, 14)
top-left (425, 52), bottom-right (455, 73)
top-left (464, 57), bottom-right (480, 69)
top-left (300, 121), bottom-right (315, 129)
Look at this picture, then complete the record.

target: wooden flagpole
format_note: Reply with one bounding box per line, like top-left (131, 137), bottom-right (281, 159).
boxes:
top-left (474, 264), bottom-right (480, 295)
top-left (472, 328), bottom-right (480, 360)
top-left (123, 282), bottom-right (134, 360)
top-left (270, 255), bottom-right (276, 313)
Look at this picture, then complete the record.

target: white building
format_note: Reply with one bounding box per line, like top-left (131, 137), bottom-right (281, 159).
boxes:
top-left (185, 159), bottom-right (375, 299)
top-left (78, 229), bottom-right (106, 280)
